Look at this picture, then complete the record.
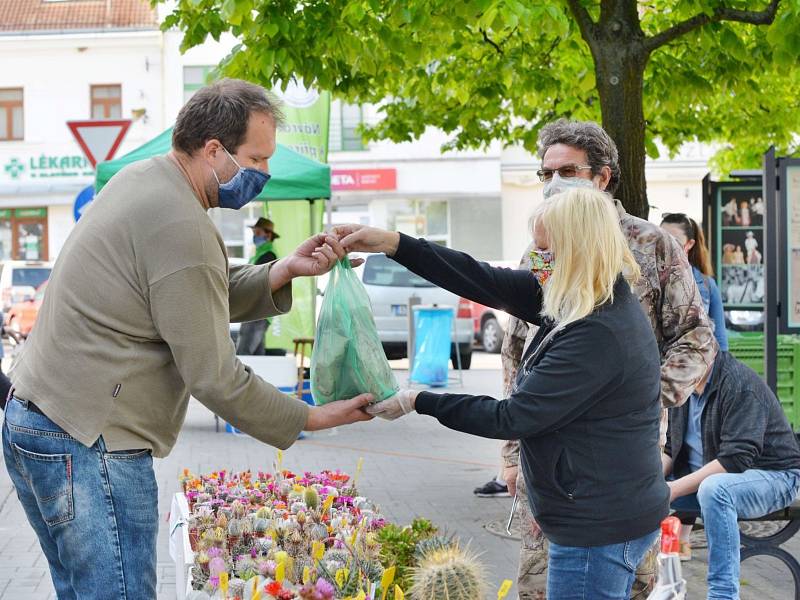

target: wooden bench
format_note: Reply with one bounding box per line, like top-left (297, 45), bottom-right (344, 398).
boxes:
top-left (679, 499), bottom-right (800, 598)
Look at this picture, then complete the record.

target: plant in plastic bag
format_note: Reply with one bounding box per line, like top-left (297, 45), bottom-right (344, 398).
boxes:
top-left (311, 258), bottom-right (399, 405)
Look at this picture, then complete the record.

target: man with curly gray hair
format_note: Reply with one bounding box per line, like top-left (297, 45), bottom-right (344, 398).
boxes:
top-left (494, 119), bottom-right (717, 599)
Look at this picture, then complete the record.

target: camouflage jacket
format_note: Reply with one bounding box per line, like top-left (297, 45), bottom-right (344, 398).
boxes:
top-left (502, 201), bottom-right (718, 466)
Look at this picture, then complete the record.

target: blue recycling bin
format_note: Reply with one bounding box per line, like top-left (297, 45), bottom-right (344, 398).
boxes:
top-left (410, 306), bottom-right (454, 387)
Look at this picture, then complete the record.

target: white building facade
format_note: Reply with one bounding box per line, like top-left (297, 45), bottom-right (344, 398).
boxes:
top-left (0, 2), bottom-right (166, 260)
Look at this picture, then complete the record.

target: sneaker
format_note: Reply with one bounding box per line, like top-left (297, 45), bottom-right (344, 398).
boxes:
top-left (473, 478), bottom-right (510, 497)
top-left (679, 541), bottom-right (692, 562)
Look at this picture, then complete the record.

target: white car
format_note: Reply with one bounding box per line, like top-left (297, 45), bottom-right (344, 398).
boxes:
top-left (319, 254), bottom-right (474, 369)
top-left (0, 260), bottom-right (53, 313)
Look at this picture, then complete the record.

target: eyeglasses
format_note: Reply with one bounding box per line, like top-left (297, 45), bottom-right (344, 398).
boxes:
top-left (536, 164), bottom-right (593, 182)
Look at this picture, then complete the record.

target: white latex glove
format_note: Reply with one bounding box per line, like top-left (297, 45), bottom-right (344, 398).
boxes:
top-left (365, 389), bottom-right (416, 420)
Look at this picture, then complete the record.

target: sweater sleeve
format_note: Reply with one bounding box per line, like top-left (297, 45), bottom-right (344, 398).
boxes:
top-left (716, 388), bottom-right (767, 473)
top-left (392, 234), bottom-right (543, 325)
top-left (228, 262), bottom-right (292, 323)
top-left (149, 264), bottom-right (309, 449)
top-left (416, 321), bottom-right (622, 439)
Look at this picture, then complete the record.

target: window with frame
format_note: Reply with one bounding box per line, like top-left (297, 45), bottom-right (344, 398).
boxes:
top-left (329, 102), bottom-right (366, 152)
top-left (91, 85), bottom-right (122, 119)
top-left (387, 199), bottom-right (450, 246)
top-left (183, 66), bottom-right (215, 103)
top-left (0, 88), bottom-right (24, 141)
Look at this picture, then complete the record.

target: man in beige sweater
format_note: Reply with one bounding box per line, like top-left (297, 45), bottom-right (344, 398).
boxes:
top-left (2, 79), bottom-right (372, 599)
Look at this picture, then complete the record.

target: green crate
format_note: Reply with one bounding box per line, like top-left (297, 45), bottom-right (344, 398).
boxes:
top-left (727, 335), bottom-right (800, 429)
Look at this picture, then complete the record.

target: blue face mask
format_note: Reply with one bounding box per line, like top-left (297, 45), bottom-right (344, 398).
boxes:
top-left (253, 235), bottom-right (268, 246)
top-left (212, 147), bottom-right (271, 210)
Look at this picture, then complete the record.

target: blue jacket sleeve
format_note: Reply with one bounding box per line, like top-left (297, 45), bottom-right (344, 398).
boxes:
top-left (707, 277), bottom-right (728, 351)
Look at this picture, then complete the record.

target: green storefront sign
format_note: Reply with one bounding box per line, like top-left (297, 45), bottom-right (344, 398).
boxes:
top-left (0, 208), bottom-right (46, 219)
top-left (2, 155), bottom-right (94, 181)
top-left (15, 208), bottom-right (47, 218)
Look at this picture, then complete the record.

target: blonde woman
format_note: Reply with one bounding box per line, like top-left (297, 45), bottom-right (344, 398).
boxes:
top-left (334, 188), bottom-right (668, 599)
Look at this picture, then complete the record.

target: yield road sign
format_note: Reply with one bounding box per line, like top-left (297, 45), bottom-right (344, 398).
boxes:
top-left (67, 119), bottom-right (131, 168)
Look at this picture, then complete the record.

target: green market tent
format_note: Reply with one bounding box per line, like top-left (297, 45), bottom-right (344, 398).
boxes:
top-left (95, 127), bottom-right (330, 200)
top-left (95, 127), bottom-right (328, 352)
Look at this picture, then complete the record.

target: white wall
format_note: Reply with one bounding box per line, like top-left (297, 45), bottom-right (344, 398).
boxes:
top-left (0, 31), bottom-right (164, 159)
top-left (47, 204), bottom-right (74, 258)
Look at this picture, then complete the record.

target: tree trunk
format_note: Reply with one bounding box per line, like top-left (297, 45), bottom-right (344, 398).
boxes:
top-left (589, 5), bottom-right (650, 218)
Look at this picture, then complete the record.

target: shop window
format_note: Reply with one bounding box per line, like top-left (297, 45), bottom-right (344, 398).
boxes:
top-left (329, 103), bottom-right (366, 152)
top-left (388, 200), bottom-right (449, 246)
top-left (0, 208), bottom-right (48, 261)
top-left (91, 85), bottom-right (122, 119)
top-left (0, 88), bottom-right (24, 141)
top-left (183, 66), bottom-right (216, 103)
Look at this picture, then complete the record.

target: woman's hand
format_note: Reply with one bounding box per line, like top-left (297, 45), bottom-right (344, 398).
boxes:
top-left (332, 224), bottom-right (401, 256)
top-left (365, 389), bottom-right (417, 420)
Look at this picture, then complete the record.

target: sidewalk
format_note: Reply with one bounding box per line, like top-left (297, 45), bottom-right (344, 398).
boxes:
top-left (0, 360), bottom-right (797, 599)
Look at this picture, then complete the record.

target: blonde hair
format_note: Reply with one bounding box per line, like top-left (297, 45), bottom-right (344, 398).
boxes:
top-left (534, 188), bottom-right (640, 326)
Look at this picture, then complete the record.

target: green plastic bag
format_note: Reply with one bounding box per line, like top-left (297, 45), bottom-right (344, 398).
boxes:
top-left (311, 258), bottom-right (399, 405)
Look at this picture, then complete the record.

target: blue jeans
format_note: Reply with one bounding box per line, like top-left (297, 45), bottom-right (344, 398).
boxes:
top-left (671, 469), bottom-right (800, 600)
top-left (547, 529), bottom-right (659, 599)
top-left (2, 396), bottom-right (158, 599)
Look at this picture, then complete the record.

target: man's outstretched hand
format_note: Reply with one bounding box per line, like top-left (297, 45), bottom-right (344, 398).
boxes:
top-left (270, 233), bottom-right (364, 290)
top-left (305, 393), bottom-right (375, 431)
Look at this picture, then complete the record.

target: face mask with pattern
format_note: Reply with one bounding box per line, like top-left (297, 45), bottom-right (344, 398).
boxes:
top-left (530, 249), bottom-right (555, 286)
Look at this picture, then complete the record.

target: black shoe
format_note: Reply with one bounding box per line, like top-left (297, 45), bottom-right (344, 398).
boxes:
top-left (473, 478), bottom-right (510, 497)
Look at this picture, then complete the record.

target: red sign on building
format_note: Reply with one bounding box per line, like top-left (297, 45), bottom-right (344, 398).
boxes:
top-left (331, 168), bottom-right (397, 191)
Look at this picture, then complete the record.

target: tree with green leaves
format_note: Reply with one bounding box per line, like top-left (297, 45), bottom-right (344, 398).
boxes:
top-left (163, 0), bottom-right (800, 217)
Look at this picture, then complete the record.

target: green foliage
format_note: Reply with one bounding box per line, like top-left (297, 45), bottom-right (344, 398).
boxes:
top-left (160, 0), bottom-right (800, 195)
top-left (376, 517), bottom-right (438, 591)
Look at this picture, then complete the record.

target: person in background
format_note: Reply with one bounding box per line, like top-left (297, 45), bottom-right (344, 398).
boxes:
top-left (664, 350), bottom-right (800, 598)
top-left (337, 187), bottom-right (669, 598)
top-left (491, 119), bottom-right (717, 598)
top-left (660, 213), bottom-right (728, 352)
top-left (236, 217), bottom-right (280, 355)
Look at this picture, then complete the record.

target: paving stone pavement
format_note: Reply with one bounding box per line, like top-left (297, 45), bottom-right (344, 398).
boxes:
top-left (1, 358), bottom-right (798, 599)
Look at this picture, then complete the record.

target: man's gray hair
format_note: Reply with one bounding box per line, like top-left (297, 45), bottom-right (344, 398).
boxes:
top-left (173, 78), bottom-right (285, 156)
top-left (537, 119), bottom-right (621, 195)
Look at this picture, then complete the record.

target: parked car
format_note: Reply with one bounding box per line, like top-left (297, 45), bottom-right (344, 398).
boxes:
top-left (461, 260), bottom-right (516, 353)
top-left (462, 299), bottom-right (510, 354)
top-left (0, 260), bottom-right (53, 312)
top-left (5, 280), bottom-right (47, 337)
top-left (317, 254), bottom-right (474, 369)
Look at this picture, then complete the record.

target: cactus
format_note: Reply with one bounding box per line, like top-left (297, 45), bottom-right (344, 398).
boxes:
top-left (414, 535), bottom-right (456, 561)
top-left (227, 518), bottom-right (244, 538)
top-left (303, 487), bottom-right (320, 511)
top-left (309, 523), bottom-right (328, 541)
top-left (255, 506), bottom-right (270, 520)
top-left (410, 543), bottom-right (487, 600)
top-left (229, 577), bottom-right (246, 598)
top-left (231, 499), bottom-right (246, 519)
top-left (362, 559), bottom-right (384, 583)
top-left (253, 518), bottom-right (269, 537)
top-left (215, 513), bottom-right (228, 530)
